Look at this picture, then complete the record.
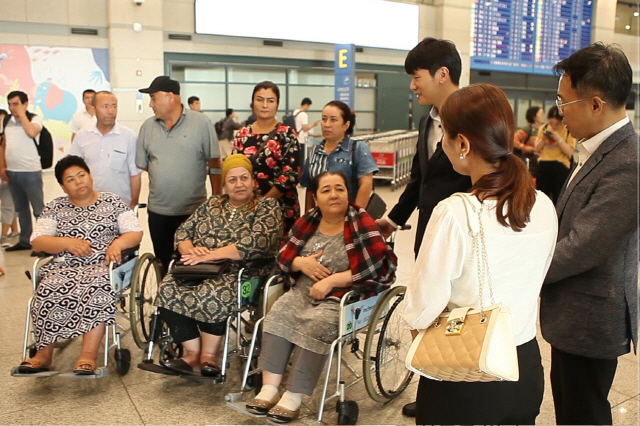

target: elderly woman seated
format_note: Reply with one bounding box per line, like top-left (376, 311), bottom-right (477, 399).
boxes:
top-left (18, 156), bottom-right (143, 375)
top-left (156, 154), bottom-right (282, 377)
top-left (246, 171), bottom-right (397, 423)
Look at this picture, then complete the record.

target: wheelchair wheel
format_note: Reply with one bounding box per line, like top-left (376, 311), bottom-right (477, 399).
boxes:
top-left (130, 253), bottom-right (162, 350)
top-left (114, 348), bottom-right (131, 376)
top-left (362, 285), bottom-right (414, 403)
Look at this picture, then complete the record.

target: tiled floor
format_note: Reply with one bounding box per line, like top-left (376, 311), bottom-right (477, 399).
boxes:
top-left (0, 173), bottom-right (637, 425)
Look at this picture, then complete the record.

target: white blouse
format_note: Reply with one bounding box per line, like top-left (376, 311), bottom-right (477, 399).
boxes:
top-left (401, 191), bottom-right (558, 346)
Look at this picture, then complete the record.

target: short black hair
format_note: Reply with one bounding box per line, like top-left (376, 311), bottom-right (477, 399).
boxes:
top-left (547, 106), bottom-right (563, 120)
top-left (554, 42), bottom-right (632, 109)
top-left (55, 155), bottom-right (91, 184)
top-left (310, 170), bottom-right (349, 196)
top-left (226, 108), bottom-right (234, 117)
top-left (82, 89), bottom-right (96, 97)
top-left (324, 100), bottom-right (351, 124)
top-left (301, 97), bottom-right (312, 106)
top-left (251, 81), bottom-right (280, 107)
top-left (525, 106), bottom-right (542, 124)
top-left (405, 37), bottom-right (462, 86)
top-left (188, 96), bottom-right (200, 106)
top-left (7, 91), bottom-right (28, 104)
top-left (0, 109), bottom-right (7, 116)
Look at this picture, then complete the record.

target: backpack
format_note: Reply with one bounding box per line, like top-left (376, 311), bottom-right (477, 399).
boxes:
top-left (2, 113), bottom-right (53, 169)
top-left (214, 118), bottom-right (225, 137)
top-left (282, 110), bottom-right (303, 131)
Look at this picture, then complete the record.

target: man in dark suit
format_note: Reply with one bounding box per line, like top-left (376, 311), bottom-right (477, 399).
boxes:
top-left (541, 42), bottom-right (638, 425)
top-left (376, 37), bottom-right (472, 417)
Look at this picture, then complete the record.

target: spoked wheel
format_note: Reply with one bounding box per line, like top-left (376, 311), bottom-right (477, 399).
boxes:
top-left (362, 285), bottom-right (414, 403)
top-left (129, 253), bottom-right (162, 350)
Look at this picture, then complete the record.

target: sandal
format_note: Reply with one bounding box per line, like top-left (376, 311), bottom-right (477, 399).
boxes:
top-left (17, 357), bottom-right (50, 374)
top-left (73, 359), bottom-right (97, 375)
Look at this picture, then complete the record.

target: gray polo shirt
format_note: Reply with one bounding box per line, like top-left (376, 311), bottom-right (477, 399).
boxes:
top-left (136, 107), bottom-right (219, 216)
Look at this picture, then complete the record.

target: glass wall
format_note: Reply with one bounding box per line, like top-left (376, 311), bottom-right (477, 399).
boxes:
top-left (170, 63), bottom-right (377, 133)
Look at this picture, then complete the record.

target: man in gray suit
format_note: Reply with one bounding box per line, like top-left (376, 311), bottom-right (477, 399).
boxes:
top-left (541, 43), bottom-right (638, 425)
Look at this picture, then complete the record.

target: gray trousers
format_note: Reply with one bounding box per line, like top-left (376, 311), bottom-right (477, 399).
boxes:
top-left (259, 333), bottom-right (328, 396)
top-left (7, 171), bottom-right (44, 245)
top-left (0, 181), bottom-right (16, 225)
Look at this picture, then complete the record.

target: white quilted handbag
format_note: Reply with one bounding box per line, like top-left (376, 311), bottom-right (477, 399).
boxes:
top-left (405, 194), bottom-right (519, 382)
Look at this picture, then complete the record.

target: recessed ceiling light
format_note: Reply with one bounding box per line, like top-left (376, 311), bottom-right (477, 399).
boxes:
top-left (634, 12), bottom-right (639, 17)
top-left (625, 24), bottom-right (631, 30)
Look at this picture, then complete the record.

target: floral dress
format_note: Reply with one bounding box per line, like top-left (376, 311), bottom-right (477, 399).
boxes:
top-left (233, 124), bottom-right (300, 235)
top-left (29, 193), bottom-right (142, 349)
top-left (156, 195), bottom-right (282, 324)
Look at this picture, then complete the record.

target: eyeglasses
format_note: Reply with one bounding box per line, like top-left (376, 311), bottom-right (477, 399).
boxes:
top-left (556, 97), bottom-right (606, 113)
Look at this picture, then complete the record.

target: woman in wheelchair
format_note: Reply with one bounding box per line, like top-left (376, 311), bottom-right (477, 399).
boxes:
top-left (155, 154), bottom-right (282, 377)
top-left (246, 170), bottom-right (397, 423)
top-left (18, 156), bottom-right (143, 375)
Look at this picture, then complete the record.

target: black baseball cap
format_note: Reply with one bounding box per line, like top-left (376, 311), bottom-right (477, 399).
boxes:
top-left (139, 76), bottom-right (180, 95)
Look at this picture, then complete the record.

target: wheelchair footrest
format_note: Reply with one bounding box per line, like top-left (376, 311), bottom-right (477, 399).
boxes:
top-left (225, 400), bottom-right (266, 418)
top-left (137, 362), bottom-right (180, 376)
top-left (10, 367), bottom-right (60, 378)
top-left (180, 374), bottom-right (225, 384)
top-left (58, 366), bottom-right (108, 379)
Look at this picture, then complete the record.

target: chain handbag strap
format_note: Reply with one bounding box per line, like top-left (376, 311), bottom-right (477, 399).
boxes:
top-left (469, 199), bottom-right (495, 319)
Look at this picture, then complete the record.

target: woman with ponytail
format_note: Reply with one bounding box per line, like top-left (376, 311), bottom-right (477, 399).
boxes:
top-left (401, 84), bottom-right (558, 425)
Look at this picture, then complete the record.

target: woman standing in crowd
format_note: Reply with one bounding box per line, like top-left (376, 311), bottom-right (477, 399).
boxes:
top-left (233, 81), bottom-right (300, 235)
top-left (401, 84), bottom-right (558, 425)
top-left (534, 106), bottom-right (576, 202)
top-left (246, 171), bottom-right (396, 423)
top-left (300, 101), bottom-right (378, 212)
top-left (513, 105), bottom-right (544, 178)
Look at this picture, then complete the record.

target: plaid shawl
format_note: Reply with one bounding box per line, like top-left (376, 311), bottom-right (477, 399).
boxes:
top-left (278, 203), bottom-right (397, 300)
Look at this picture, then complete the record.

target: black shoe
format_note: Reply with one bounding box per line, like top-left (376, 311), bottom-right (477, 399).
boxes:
top-left (6, 242), bottom-right (32, 252)
top-left (402, 402), bottom-right (417, 417)
top-left (160, 358), bottom-right (195, 375)
top-left (200, 362), bottom-right (221, 377)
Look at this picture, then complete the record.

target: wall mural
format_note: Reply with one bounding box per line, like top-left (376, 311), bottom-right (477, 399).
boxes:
top-left (0, 44), bottom-right (111, 163)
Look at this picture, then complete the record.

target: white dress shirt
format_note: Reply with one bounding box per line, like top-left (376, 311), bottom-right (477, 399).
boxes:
top-left (401, 191), bottom-right (558, 345)
top-left (69, 123), bottom-right (142, 205)
top-left (427, 107), bottom-right (443, 158)
top-left (69, 110), bottom-right (97, 134)
top-left (568, 117), bottom-right (630, 185)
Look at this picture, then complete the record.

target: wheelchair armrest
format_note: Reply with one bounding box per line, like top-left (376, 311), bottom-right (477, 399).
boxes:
top-left (119, 245), bottom-right (139, 264)
top-left (239, 257), bottom-right (275, 269)
top-left (31, 251), bottom-right (56, 258)
top-left (351, 282), bottom-right (389, 294)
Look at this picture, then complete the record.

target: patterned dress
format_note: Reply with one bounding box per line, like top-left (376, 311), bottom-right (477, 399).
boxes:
top-left (233, 124), bottom-right (300, 235)
top-left (156, 195), bottom-right (282, 324)
top-left (264, 230), bottom-right (348, 355)
top-left (30, 193), bottom-right (142, 350)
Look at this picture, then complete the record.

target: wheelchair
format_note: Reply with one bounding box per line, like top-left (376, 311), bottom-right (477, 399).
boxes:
top-left (137, 256), bottom-right (283, 386)
top-left (225, 227), bottom-right (414, 425)
top-left (10, 205), bottom-right (162, 379)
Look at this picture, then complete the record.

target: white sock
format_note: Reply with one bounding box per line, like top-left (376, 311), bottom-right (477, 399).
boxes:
top-left (277, 390), bottom-right (302, 411)
top-left (255, 384), bottom-right (279, 401)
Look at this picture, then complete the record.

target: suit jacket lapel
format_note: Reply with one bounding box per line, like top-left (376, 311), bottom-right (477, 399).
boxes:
top-left (419, 114), bottom-right (432, 176)
top-left (556, 122), bottom-right (635, 217)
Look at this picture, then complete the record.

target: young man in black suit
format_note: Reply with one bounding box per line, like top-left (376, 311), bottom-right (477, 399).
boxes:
top-left (375, 37), bottom-right (472, 417)
top-left (541, 42), bottom-right (638, 425)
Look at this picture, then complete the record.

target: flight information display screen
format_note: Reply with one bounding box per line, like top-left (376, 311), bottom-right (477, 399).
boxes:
top-left (470, 0), bottom-right (593, 75)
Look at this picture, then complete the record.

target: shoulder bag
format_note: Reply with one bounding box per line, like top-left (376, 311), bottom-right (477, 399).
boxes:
top-left (404, 193), bottom-right (519, 382)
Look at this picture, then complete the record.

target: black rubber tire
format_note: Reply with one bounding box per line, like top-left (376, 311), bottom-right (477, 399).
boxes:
top-left (115, 348), bottom-right (131, 376)
top-left (336, 400), bottom-right (359, 425)
top-left (129, 253), bottom-right (162, 350)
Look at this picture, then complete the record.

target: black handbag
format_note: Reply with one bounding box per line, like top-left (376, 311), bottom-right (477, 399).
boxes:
top-left (171, 259), bottom-right (231, 287)
top-left (351, 139), bottom-right (387, 219)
